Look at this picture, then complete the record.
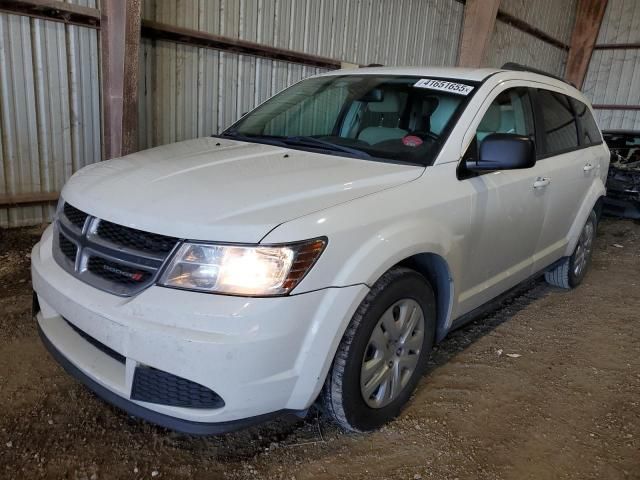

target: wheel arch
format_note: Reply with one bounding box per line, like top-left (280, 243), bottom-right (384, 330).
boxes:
top-left (594, 195), bottom-right (605, 221)
top-left (396, 252), bottom-right (454, 343)
top-left (564, 181), bottom-right (606, 257)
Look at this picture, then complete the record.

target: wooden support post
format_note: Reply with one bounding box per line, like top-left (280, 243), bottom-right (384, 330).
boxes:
top-left (101, 0), bottom-right (141, 160)
top-left (565, 0), bottom-right (609, 89)
top-left (457, 0), bottom-right (501, 68)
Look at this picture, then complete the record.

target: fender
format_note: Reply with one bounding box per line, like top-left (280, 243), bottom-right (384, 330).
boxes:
top-left (262, 176), bottom-right (469, 408)
top-left (263, 173), bottom-right (465, 295)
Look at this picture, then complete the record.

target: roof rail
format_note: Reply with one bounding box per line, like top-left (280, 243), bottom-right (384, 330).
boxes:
top-left (500, 62), bottom-right (577, 88)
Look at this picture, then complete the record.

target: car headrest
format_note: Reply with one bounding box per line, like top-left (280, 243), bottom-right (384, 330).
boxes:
top-left (368, 92), bottom-right (401, 113)
top-left (423, 97), bottom-right (439, 116)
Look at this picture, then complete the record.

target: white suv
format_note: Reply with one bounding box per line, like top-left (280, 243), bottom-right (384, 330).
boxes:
top-left (32, 66), bottom-right (609, 434)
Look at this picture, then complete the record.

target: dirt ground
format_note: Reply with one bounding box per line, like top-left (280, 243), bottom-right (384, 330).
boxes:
top-left (0, 219), bottom-right (638, 480)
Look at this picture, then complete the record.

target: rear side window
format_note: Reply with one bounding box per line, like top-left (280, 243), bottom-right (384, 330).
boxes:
top-left (537, 90), bottom-right (579, 155)
top-left (571, 99), bottom-right (602, 146)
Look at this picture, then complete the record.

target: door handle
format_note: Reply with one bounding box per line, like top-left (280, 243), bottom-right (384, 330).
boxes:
top-left (533, 177), bottom-right (551, 189)
top-left (583, 163), bottom-right (594, 172)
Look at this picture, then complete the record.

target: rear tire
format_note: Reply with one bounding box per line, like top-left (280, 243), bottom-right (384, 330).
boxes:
top-left (545, 210), bottom-right (597, 289)
top-left (321, 267), bottom-right (436, 432)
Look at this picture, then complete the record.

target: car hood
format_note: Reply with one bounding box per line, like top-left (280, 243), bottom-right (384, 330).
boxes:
top-left (62, 137), bottom-right (424, 242)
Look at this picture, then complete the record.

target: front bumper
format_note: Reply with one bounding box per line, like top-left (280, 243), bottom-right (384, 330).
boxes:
top-left (32, 226), bottom-right (368, 433)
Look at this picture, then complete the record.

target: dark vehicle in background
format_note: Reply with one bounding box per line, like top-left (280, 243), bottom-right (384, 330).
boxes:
top-left (602, 130), bottom-right (640, 219)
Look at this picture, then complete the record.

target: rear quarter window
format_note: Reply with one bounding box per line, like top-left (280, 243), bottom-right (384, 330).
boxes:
top-left (571, 99), bottom-right (602, 146)
top-left (537, 89), bottom-right (579, 155)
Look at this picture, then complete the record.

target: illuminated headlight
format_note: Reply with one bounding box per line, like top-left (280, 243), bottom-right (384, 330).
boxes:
top-left (159, 238), bottom-right (326, 296)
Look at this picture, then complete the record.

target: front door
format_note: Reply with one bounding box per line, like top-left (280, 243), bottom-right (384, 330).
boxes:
top-left (455, 86), bottom-right (547, 315)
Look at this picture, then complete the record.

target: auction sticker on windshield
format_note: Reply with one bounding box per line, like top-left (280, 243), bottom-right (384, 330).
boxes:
top-left (413, 79), bottom-right (474, 96)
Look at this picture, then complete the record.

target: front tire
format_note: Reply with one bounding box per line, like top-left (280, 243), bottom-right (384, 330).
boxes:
top-left (545, 210), bottom-right (597, 289)
top-left (321, 267), bottom-right (436, 432)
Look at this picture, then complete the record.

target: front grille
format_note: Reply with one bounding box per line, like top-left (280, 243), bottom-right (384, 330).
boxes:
top-left (65, 318), bottom-right (126, 364)
top-left (53, 202), bottom-right (180, 296)
top-left (58, 233), bottom-right (78, 262)
top-left (87, 256), bottom-right (153, 285)
top-left (131, 365), bottom-right (225, 409)
top-left (63, 202), bottom-right (89, 229)
top-left (97, 220), bottom-right (177, 255)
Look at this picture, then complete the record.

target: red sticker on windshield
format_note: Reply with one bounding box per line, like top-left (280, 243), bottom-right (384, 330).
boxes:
top-left (402, 135), bottom-right (423, 147)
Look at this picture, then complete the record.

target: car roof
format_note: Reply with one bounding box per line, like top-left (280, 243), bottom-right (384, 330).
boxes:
top-left (317, 66), bottom-right (588, 103)
top-left (318, 66), bottom-right (501, 82)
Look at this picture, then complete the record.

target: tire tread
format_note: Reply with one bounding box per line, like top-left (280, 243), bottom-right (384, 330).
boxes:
top-left (544, 258), bottom-right (571, 289)
top-left (545, 209), bottom-right (597, 289)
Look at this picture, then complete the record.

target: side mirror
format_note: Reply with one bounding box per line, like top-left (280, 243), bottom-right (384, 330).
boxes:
top-left (465, 133), bottom-right (536, 172)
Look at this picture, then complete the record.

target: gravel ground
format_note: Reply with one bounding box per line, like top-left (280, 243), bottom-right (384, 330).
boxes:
top-left (0, 219), bottom-right (638, 480)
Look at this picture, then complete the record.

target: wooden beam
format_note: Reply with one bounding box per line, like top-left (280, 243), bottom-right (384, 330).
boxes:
top-left (457, 0), bottom-right (501, 67)
top-left (101, 0), bottom-right (141, 160)
top-left (496, 10), bottom-right (570, 51)
top-left (141, 20), bottom-right (344, 70)
top-left (0, 0), bottom-right (100, 28)
top-left (0, 192), bottom-right (59, 207)
top-left (592, 104), bottom-right (640, 111)
top-left (594, 42), bottom-right (640, 50)
top-left (565, 0), bottom-right (609, 89)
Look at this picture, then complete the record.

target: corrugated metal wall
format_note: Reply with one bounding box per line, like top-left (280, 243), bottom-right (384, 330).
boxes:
top-left (138, 0), bottom-right (465, 149)
top-left (3, 0), bottom-right (595, 228)
top-left (0, 0), bottom-right (101, 227)
top-left (582, 0), bottom-right (640, 130)
top-left (484, 0), bottom-right (577, 76)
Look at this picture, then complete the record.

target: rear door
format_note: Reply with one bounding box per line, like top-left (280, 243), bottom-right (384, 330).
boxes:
top-left (530, 89), bottom-right (586, 271)
top-left (572, 97), bottom-right (607, 194)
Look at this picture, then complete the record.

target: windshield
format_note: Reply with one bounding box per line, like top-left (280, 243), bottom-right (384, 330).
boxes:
top-left (223, 75), bottom-right (476, 165)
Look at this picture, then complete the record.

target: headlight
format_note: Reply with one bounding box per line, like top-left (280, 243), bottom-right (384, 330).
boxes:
top-left (158, 238), bottom-right (326, 296)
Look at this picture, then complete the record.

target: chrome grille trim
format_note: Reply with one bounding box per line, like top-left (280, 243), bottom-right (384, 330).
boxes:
top-left (53, 202), bottom-right (180, 297)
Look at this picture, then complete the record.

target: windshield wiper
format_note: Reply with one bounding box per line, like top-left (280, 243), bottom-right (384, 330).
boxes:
top-left (282, 136), bottom-right (371, 158)
top-left (220, 132), bottom-right (370, 159)
top-left (218, 131), bottom-right (289, 147)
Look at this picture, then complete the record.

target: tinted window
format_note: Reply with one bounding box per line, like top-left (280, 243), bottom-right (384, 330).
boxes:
top-left (476, 88), bottom-right (535, 142)
top-left (537, 90), bottom-right (579, 154)
top-left (571, 99), bottom-right (602, 146)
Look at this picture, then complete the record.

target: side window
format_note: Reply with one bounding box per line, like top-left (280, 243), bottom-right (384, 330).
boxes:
top-left (571, 98), bottom-right (602, 146)
top-left (476, 88), bottom-right (535, 143)
top-left (537, 90), bottom-right (579, 154)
